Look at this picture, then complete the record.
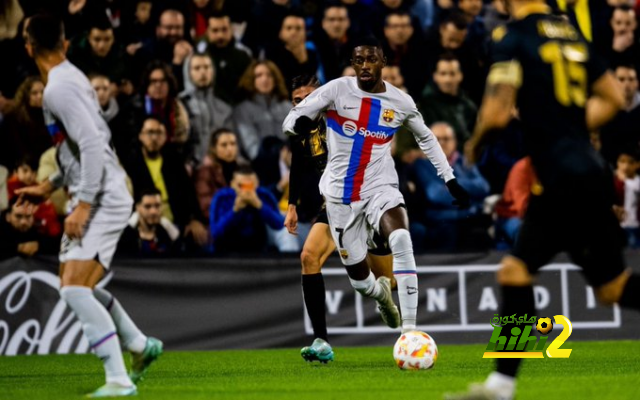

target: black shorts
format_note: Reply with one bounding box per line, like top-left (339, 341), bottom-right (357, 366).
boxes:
top-left (313, 207), bottom-right (391, 256)
top-left (512, 191), bottom-right (626, 287)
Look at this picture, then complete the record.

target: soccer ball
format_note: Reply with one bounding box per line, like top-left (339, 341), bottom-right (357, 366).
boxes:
top-left (393, 330), bottom-right (438, 370)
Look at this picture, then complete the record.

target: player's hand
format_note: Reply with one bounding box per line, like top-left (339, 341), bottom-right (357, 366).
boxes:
top-left (15, 180), bottom-right (54, 205)
top-left (446, 179), bottom-right (471, 209)
top-left (293, 116), bottom-right (315, 137)
top-left (173, 40), bottom-right (193, 65)
top-left (65, 202), bottom-right (91, 240)
top-left (185, 220), bottom-right (209, 246)
top-left (284, 204), bottom-right (298, 235)
top-left (17, 241), bottom-right (39, 257)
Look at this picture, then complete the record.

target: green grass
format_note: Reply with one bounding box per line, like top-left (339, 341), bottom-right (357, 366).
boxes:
top-left (1, 341), bottom-right (639, 400)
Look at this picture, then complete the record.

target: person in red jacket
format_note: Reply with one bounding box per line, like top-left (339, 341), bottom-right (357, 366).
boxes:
top-left (494, 157), bottom-right (538, 249)
top-left (7, 155), bottom-right (61, 239)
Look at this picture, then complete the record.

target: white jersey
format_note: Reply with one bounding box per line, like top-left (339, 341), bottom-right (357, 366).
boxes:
top-left (43, 60), bottom-right (132, 210)
top-left (283, 77), bottom-right (454, 204)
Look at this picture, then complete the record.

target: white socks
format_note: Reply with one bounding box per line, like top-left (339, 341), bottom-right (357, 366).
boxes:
top-left (60, 286), bottom-right (133, 387)
top-left (349, 271), bottom-right (384, 301)
top-left (389, 229), bottom-right (418, 331)
top-left (94, 288), bottom-right (147, 354)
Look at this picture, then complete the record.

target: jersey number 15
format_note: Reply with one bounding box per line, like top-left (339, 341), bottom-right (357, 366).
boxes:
top-left (539, 41), bottom-right (588, 108)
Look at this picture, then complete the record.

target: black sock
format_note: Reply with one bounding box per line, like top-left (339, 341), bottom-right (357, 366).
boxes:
top-left (302, 273), bottom-right (328, 341)
top-left (619, 274), bottom-right (640, 311)
top-left (496, 285), bottom-right (535, 378)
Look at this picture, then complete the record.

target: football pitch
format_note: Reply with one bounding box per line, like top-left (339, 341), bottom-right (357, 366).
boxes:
top-left (2, 340), bottom-right (639, 400)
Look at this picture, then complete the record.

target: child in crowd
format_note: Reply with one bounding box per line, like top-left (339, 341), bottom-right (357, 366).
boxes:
top-left (7, 155), bottom-right (61, 239)
top-left (614, 149), bottom-right (640, 248)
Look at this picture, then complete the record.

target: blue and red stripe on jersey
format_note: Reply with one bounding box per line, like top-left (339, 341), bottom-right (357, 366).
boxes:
top-left (326, 98), bottom-right (398, 204)
top-left (46, 122), bottom-right (67, 145)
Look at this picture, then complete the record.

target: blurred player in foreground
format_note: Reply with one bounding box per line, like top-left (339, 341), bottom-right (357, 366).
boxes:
top-left (285, 74), bottom-right (395, 363)
top-left (447, 0), bottom-right (640, 399)
top-left (18, 15), bottom-right (162, 398)
top-left (283, 38), bottom-right (470, 336)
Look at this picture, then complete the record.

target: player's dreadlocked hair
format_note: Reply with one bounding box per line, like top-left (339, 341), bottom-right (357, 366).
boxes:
top-left (291, 74), bottom-right (320, 94)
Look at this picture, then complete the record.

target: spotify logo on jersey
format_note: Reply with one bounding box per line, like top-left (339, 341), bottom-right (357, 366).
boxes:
top-left (342, 120), bottom-right (358, 137)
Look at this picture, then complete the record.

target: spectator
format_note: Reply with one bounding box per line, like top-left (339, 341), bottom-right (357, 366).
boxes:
top-left (0, 76), bottom-right (50, 171)
top-left (0, 198), bottom-right (51, 260)
top-left (209, 165), bottom-right (285, 253)
top-left (483, 0), bottom-right (509, 33)
top-left (419, 54), bottom-right (477, 149)
top-left (119, 0), bottom-right (154, 48)
top-left (457, 0), bottom-right (486, 47)
top-left (477, 112), bottom-right (525, 194)
top-left (314, 3), bottom-right (355, 82)
top-left (494, 157), bottom-right (538, 249)
top-left (614, 149), bottom-right (640, 248)
top-left (36, 148), bottom-right (69, 216)
top-left (67, 17), bottom-right (130, 93)
top-left (413, 122), bottom-right (490, 250)
top-left (194, 128), bottom-right (246, 219)
top-left (90, 74), bottom-right (120, 129)
top-left (123, 117), bottom-right (209, 248)
top-left (336, 0), bottom-right (374, 38)
top-left (180, 53), bottom-right (234, 165)
top-left (6, 155), bottom-right (61, 239)
top-left (371, 0), bottom-right (417, 40)
top-left (117, 187), bottom-right (181, 256)
top-left (134, 9), bottom-right (193, 89)
top-left (243, 0), bottom-right (294, 57)
top-left (233, 60), bottom-right (291, 160)
top-left (610, 6), bottom-right (640, 68)
top-left (116, 61), bottom-right (190, 158)
top-left (601, 64), bottom-right (640, 165)
top-left (424, 12), bottom-right (485, 103)
top-left (382, 65), bottom-right (408, 92)
top-left (265, 13), bottom-right (320, 88)
top-left (381, 11), bottom-right (429, 97)
top-left (199, 12), bottom-right (253, 104)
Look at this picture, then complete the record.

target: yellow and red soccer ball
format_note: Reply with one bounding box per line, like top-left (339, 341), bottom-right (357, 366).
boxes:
top-left (393, 330), bottom-right (438, 370)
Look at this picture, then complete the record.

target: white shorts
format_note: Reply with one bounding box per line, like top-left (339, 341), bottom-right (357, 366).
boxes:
top-left (325, 188), bottom-right (405, 266)
top-left (59, 206), bottom-right (131, 269)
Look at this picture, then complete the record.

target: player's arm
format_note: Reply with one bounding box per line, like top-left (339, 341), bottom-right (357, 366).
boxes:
top-left (586, 72), bottom-right (625, 131)
top-left (404, 105), bottom-right (470, 207)
top-left (47, 83), bottom-right (104, 207)
top-left (465, 61), bottom-right (519, 165)
top-left (285, 137), bottom-right (304, 234)
top-left (282, 82), bottom-right (336, 137)
top-left (404, 109), bottom-right (455, 182)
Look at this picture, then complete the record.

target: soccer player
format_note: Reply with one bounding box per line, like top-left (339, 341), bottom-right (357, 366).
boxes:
top-left (16, 15), bottom-right (162, 398)
top-left (285, 74), bottom-right (396, 363)
top-left (283, 38), bottom-right (470, 335)
top-left (447, 0), bottom-right (640, 399)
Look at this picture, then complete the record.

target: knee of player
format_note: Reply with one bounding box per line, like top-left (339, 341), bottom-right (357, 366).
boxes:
top-left (301, 248), bottom-right (322, 274)
top-left (388, 229), bottom-right (412, 254)
top-left (595, 272), bottom-right (630, 305)
top-left (496, 256), bottom-right (533, 286)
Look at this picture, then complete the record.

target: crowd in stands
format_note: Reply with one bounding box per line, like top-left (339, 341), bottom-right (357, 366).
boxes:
top-left (0, 0), bottom-right (639, 259)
